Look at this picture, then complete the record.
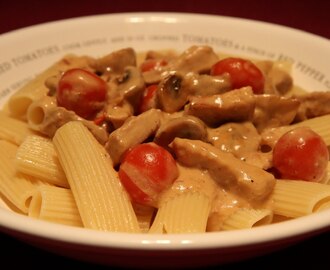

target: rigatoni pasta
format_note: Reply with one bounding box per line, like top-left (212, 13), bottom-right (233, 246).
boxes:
top-left (0, 140), bottom-right (38, 213)
top-left (53, 121), bottom-right (140, 232)
top-left (222, 208), bottom-right (273, 230)
top-left (149, 192), bottom-right (211, 233)
top-left (272, 179), bottom-right (330, 218)
top-left (0, 112), bottom-right (36, 145)
top-left (29, 184), bottom-right (82, 227)
top-left (16, 135), bottom-right (69, 188)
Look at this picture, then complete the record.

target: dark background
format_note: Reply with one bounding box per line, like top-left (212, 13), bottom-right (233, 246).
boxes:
top-left (0, 0), bottom-right (330, 39)
top-left (0, 0), bottom-right (329, 269)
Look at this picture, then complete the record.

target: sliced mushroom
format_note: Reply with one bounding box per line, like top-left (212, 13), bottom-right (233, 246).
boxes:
top-left (157, 72), bottom-right (188, 113)
top-left (169, 45), bottom-right (219, 74)
top-left (185, 87), bottom-right (256, 127)
top-left (157, 71), bottom-right (232, 113)
top-left (93, 47), bottom-right (136, 74)
top-left (116, 66), bottom-right (146, 110)
top-left (105, 98), bottom-right (134, 129)
top-left (105, 109), bottom-right (162, 166)
top-left (154, 115), bottom-right (208, 147)
top-left (141, 49), bottom-right (177, 84)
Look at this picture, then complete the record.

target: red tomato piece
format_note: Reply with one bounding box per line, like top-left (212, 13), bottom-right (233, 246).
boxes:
top-left (273, 127), bottom-right (329, 182)
top-left (140, 59), bottom-right (167, 72)
top-left (57, 68), bottom-right (107, 119)
top-left (138, 84), bottom-right (158, 113)
top-left (210, 57), bottom-right (265, 94)
top-left (118, 142), bottom-right (179, 206)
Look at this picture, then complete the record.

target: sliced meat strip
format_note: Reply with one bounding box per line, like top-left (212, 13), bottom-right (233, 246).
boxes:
top-left (105, 109), bottom-right (162, 166)
top-left (252, 94), bottom-right (300, 132)
top-left (185, 87), bottom-right (255, 127)
top-left (170, 138), bottom-right (275, 202)
top-left (294, 91), bottom-right (330, 121)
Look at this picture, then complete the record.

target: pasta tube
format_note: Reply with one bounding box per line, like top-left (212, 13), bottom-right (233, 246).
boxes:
top-left (272, 179), bottom-right (330, 217)
top-left (16, 135), bottom-right (69, 188)
top-left (53, 121), bottom-right (140, 232)
top-left (0, 112), bottom-right (36, 145)
top-left (149, 192), bottom-right (211, 234)
top-left (29, 184), bottom-right (82, 227)
top-left (0, 140), bottom-right (38, 213)
top-left (222, 208), bottom-right (273, 230)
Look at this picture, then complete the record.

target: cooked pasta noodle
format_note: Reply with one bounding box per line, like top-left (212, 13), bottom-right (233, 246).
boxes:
top-left (149, 192), bottom-right (211, 234)
top-left (0, 140), bottom-right (38, 213)
top-left (29, 184), bottom-right (82, 227)
top-left (16, 135), bottom-right (69, 188)
top-left (0, 112), bottom-right (36, 145)
top-left (222, 208), bottom-right (273, 230)
top-left (272, 179), bottom-right (330, 217)
top-left (53, 121), bottom-right (140, 232)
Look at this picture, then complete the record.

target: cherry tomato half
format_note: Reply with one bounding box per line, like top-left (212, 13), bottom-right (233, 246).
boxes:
top-left (57, 68), bottom-right (107, 119)
top-left (138, 84), bottom-right (158, 113)
top-left (210, 57), bottom-right (265, 94)
top-left (118, 142), bottom-right (179, 206)
top-left (272, 127), bottom-right (329, 182)
top-left (140, 59), bottom-right (168, 72)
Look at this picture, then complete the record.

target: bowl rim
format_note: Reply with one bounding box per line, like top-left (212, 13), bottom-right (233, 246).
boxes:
top-left (1, 206), bottom-right (330, 251)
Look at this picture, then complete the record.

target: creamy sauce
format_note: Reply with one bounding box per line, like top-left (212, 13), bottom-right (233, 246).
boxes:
top-left (159, 163), bottom-right (272, 231)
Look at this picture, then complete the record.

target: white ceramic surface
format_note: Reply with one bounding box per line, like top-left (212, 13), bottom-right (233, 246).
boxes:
top-left (0, 13), bottom-right (329, 269)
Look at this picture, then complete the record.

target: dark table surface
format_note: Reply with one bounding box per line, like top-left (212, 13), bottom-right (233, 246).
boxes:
top-left (0, 0), bottom-right (329, 269)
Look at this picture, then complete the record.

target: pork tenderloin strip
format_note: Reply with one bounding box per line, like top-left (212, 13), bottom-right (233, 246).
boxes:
top-left (185, 87), bottom-right (256, 127)
top-left (105, 109), bottom-right (162, 166)
top-left (170, 138), bottom-right (275, 202)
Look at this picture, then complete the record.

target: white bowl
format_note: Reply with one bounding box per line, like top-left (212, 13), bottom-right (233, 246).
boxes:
top-left (0, 12), bottom-right (329, 269)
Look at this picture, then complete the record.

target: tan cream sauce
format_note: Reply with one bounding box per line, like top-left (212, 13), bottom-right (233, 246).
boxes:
top-left (159, 163), bottom-right (272, 232)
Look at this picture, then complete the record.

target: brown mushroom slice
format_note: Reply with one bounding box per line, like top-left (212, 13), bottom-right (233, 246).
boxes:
top-left (116, 66), bottom-right (146, 110)
top-left (141, 50), bottom-right (177, 85)
top-left (169, 138), bottom-right (275, 202)
top-left (157, 72), bottom-right (188, 113)
top-left (252, 94), bottom-right (300, 132)
top-left (105, 99), bottom-right (134, 129)
top-left (93, 47), bottom-right (137, 74)
top-left (154, 115), bottom-right (208, 147)
top-left (157, 72), bottom-right (232, 113)
top-left (170, 45), bottom-right (219, 74)
top-left (105, 109), bottom-right (162, 166)
top-left (185, 87), bottom-right (256, 127)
